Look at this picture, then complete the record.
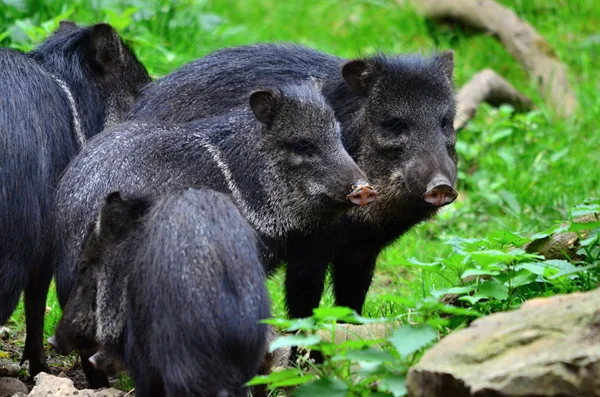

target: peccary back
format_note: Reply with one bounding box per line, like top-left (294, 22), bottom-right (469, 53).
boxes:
top-left (126, 43), bottom-right (458, 317)
top-left (53, 188), bottom-right (270, 397)
top-left (0, 21), bottom-right (150, 377)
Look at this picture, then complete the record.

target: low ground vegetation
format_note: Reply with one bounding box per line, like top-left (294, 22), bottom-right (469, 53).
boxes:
top-left (1, 0), bottom-right (599, 395)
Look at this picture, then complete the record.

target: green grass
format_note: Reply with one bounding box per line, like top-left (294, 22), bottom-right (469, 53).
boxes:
top-left (1, 0), bottom-right (599, 392)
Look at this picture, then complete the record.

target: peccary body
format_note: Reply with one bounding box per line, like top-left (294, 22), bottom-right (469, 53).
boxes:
top-left (53, 82), bottom-right (369, 330)
top-left (126, 43), bottom-right (459, 318)
top-left (52, 189), bottom-right (270, 397)
top-left (0, 21), bottom-right (150, 376)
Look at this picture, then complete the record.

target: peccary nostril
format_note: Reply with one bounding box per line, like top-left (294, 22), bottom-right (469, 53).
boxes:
top-left (423, 184), bottom-right (458, 207)
top-left (347, 183), bottom-right (378, 207)
top-left (89, 353), bottom-right (100, 369)
top-left (47, 335), bottom-right (62, 353)
top-left (47, 335), bottom-right (58, 349)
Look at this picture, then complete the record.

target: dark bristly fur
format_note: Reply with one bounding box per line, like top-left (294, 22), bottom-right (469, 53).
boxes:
top-left (53, 188), bottom-right (270, 397)
top-left (52, 82), bottom-right (368, 385)
top-left (0, 20), bottom-right (150, 379)
top-left (126, 43), bottom-right (458, 318)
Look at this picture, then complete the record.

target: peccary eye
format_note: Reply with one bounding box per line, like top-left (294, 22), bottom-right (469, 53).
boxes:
top-left (381, 118), bottom-right (408, 134)
top-left (291, 139), bottom-right (315, 156)
top-left (441, 116), bottom-right (452, 130)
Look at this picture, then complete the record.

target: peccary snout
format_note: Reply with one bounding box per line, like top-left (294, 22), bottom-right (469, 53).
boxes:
top-left (423, 178), bottom-right (457, 207)
top-left (47, 334), bottom-right (71, 356)
top-left (347, 182), bottom-right (378, 207)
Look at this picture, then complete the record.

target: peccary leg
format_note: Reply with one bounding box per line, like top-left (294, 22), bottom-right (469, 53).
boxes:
top-left (284, 253), bottom-right (329, 319)
top-left (21, 259), bottom-right (52, 376)
top-left (80, 349), bottom-right (110, 389)
top-left (331, 244), bottom-right (380, 315)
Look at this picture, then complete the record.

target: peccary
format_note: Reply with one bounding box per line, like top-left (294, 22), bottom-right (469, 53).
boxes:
top-left (50, 189), bottom-right (270, 397)
top-left (0, 20), bottom-right (150, 376)
top-left (52, 82), bottom-right (372, 384)
top-left (127, 43), bottom-right (458, 318)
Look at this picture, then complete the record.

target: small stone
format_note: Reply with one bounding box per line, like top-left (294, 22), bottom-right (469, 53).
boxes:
top-left (4, 364), bottom-right (20, 377)
top-left (27, 373), bottom-right (124, 397)
top-left (0, 327), bottom-right (10, 340)
top-left (0, 377), bottom-right (28, 397)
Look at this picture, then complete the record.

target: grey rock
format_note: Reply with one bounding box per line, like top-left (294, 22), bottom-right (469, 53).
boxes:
top-left (3, 365), bottom-right (20, 377)
top-left (0, 377), bottom-right (27, 397)
top-left (407, 288), bottom-right (600, 397)
top-left (28, 373), bottom-right (126, 397)
top-left (0, 327), bottom-right (9, 340)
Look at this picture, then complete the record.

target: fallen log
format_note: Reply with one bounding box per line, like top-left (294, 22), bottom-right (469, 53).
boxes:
top-left (398, 0), bottom-right (577, 117)
top-left (454, 68), bottom-right (533, 130)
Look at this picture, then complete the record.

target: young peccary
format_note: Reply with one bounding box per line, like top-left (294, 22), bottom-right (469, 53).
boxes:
top-left (50, 189), bottom-right (270, 397)
top-left (52, 82), bottom-right (373, 385)
top-left (126, 43), bottom-right (458, 318)
top-left (0, 21), bottom-right (150, 376)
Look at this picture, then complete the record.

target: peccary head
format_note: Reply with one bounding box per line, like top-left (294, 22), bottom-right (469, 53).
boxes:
top-left (247, 84), bottom-right (377, 226)
top-left (340, 51), bottom-right (458, 222)
top-left (30, 21), bottom-right (151, 135)
top-left (52, 192), bottom-right (150, 356)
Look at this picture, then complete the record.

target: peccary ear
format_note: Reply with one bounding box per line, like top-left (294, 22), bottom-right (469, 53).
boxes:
top-left (249, 89), bottom-right (281, 128)
top-left (342, 60), bottom-right (375, 97)
top-left (88, 23), bottom-right (124, 78)
top-left (96, 191), bottom-right (130, 240)
top-left (105, 191), bottom-right (124, 205)
top-left (435, 50), bottom-right (454, 82)
top-left (57, 20), bottom-right (78, 34)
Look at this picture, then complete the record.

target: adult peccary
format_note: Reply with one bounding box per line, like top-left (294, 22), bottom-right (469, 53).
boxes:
top-left (0, 20), bottom-right (150, 376)
top-left (50, 189), bottom-right (270, 397)
top-left (126, 43), bottom-right (458, 318)
top-left (52, 82), bottom-right (373, 386)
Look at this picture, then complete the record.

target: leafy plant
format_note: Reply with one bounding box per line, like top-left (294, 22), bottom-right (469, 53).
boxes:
top-left (248, 303), bottom-right (479, 396)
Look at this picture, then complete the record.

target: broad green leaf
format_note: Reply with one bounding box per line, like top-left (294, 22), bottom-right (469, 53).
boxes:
top-left (515, 262), bottom-right (553, 276)
top-left (246, 368), bottom-right (308, 386)
top-left (269, 334), bottom-right (321, 352)
top-left (313, 306), bottom-right (355, 319)
top-left (459, 294), bottom-right (486, 304)
top-left (431, 285), bottom-right (475, 299)
top-left (548, 264), bottom-right (599, 280)
top-left (378, 374), bottom-right (407, 397)
top-left (542, 259), bottom-right (578, 271)
top-left (569, 221), bottom-right (600, 232)
top-left (262, 317), bottom-right (316, 332)
top-left (580, 230), bottom-right (599, 247)
top-left (356, 361), bottom-right (388, 377)
top-left (293, 377), bottom-right (348, 397)
top-left (478, 279), bottom-right (509, 300)
top-left (404, 257), bottom-right (443, 269)
top-left (461, 268), bottom-right (501, 279)
top-left (571, 200), bottom-right (600, 218)
top-left (338, 348), bottom-right (396, 363)
top-left (488, 230), bottom-right (530, 247)
top-left (507, 269), bottom-right (539, 287)
top-left (389, 325), bottom-right (438, 358)
top-left (270, 374), bottom-right (318, 388)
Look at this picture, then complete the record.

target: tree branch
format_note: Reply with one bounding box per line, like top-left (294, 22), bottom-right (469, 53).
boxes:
top-left (398, 0), bottom-right (577, 117)
top-left (455, 68), bottom-right (533, 130)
